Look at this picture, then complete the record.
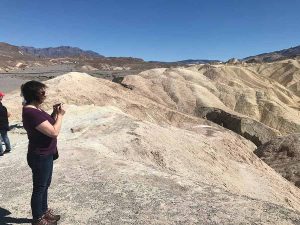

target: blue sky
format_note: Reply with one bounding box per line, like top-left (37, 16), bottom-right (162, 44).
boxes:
top-left (0, 0), bottom-right (299, 61)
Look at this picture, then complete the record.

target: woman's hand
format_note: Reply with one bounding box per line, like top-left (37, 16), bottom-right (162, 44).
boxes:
top-left (52, 103), bottom-right (65, 119)
top-left (51, 103), bottom-right (60, 119)
top-left (57, 104), bottom-right (65, 116)
top-left (37, 103), bottom-right (65, 138)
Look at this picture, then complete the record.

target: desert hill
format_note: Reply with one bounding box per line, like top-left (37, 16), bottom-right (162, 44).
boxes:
top-left (244, 45), bottom-right (300, 62)
top-left (0, 42), bottom-right (174, 74)
top-left (247, 59), bottom-right (300, 97)
top-left (2, 70), bottom-right (280, 145)
top-left (3, 42), bottom-right (300, 75)
top-left (1, 72), bottom-right (300, 224)
top-left (119, 63), bottom-right (300, 136)
top-left (0, 42), bottom-right (181, 94)
top-left (5, 61), bottom-right (300, 145)
top-left (19, 46), bottom-right (104, 58)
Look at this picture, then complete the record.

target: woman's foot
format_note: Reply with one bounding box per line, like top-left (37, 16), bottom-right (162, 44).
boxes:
top-left (32, 215), bottom-right (57, 225)
top-left (44, 209), bottom-right (61, 222)
top-left (4, 149), bottom-right (11, 153)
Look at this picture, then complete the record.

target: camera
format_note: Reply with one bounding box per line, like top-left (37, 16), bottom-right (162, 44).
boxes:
top-left (53, 103), bottom-right (62, 110)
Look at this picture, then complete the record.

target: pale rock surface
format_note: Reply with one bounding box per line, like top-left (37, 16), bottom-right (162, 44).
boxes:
top-left (1, 72), bottom-right (300, 224)
top-left (0, 72), bottom-right (300, 225)
top-left (249, 59), bottom-right (300, 97)
top-left (121, 65), bottom-right (300, 135)
top-left (80, 65), bottom-right (98, 71)
top-left (15, 62), bottom-right (28, 69)
top-left (1, 105), bottom-right (300, 224)
top-left (4, 72), bottom-right (278, 145)
top-left (5, 72), bottom-right (213, 129)
top-left (197, 107), bottom-right (280, 146)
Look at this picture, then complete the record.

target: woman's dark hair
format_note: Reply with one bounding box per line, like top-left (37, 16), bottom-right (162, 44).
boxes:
top-left (21, 81), bottom-right (47, 104)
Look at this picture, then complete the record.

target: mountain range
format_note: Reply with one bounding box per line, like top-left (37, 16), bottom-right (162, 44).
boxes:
top-left (1, 42), bottom-right (300, 65)
top-left (19, 46), bottom-right (104, 58)
top-left (244, 45), bottom-right (300, 62)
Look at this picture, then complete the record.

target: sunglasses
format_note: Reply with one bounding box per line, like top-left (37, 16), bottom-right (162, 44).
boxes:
top-left (40, 90), bottom-right (46, 96)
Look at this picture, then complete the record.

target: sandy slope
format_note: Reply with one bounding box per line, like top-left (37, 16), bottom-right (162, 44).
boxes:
top-left (121, 64), bottom-right (300, 134)
top-left (4, 72), bottom-right (213, 129)
top-left (1, 72), bottom-right (300, 224)
top-left (1, 105), bottom-right (300, 224)
top-left (4, 59), bottom-right (300, 136)
top-left (250, 59), bottom-right (300, 97)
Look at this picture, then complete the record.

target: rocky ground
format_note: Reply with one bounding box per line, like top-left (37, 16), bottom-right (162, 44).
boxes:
top-left (1, 66), bottom-right (300, 224)
top-left (1, 103), bottom-right (300, 224)
top-left (0, 61), bottom-right (300, 225)
top-left (255, 133), bottom-right (300, 188)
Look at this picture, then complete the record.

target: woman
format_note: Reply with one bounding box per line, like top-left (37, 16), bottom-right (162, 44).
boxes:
top-left (21, 81), bottom-right (65, 225)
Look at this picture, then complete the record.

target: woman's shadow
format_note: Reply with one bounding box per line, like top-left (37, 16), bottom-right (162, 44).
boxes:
top-left (0, 207), bottom-right (31, 224)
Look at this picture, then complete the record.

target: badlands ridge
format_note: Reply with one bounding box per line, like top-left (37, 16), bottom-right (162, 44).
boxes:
top-left (1, 59), bottom-right (300, 224)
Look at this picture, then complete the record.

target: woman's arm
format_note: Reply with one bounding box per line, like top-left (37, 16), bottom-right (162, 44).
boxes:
top-left (36, 106), bottom-right (65, 138)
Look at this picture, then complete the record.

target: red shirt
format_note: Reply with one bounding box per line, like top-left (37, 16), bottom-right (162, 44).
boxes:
top-left (22, 107), bottom-right (57, 155)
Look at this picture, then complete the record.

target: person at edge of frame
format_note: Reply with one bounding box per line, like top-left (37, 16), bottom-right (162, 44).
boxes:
top-left (0, 91), bottom-right (12, 156)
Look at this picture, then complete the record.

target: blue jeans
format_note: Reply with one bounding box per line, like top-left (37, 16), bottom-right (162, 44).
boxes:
top-left (0, 130), bottom-right (11, 153)
top-left (27, 153), bottom-right (53, 220)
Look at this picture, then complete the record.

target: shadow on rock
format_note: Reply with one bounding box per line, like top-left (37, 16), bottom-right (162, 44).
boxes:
top-left (0, 208), bottom-right (31, 224)
top-left (9, 123), bottom-right (24, 130)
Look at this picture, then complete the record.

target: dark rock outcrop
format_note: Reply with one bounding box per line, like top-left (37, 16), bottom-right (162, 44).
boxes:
top-left (196, 107), bottom-right (280, 146)
top-left (112, 76), bottom-right (133, 90)
top-left (225, 58), bottom-right (240, 64)
top-left (254, 133), bottom-right (300, 188)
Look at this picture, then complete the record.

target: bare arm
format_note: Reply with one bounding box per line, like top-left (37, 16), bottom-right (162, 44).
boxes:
top-left (35, 105), bottom-right (65, 138)
top-left (36, 115), bottom-right (63, 138)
